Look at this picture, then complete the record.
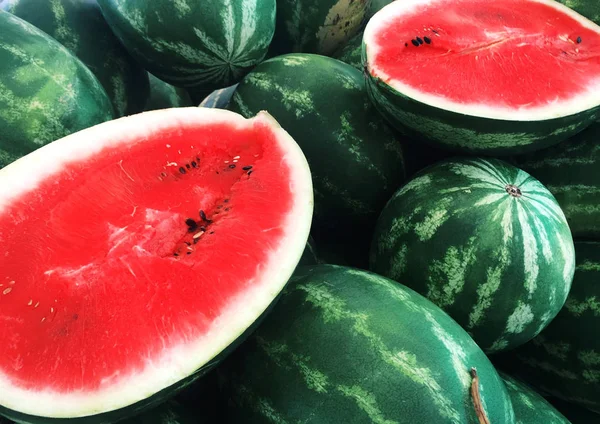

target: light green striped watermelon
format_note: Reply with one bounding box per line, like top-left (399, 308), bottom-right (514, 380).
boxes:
top-left (228, 53), bottom-right (406, 268)
top-left (144, 74), bottom-right (193, 111)
top-left (370, 157), bottom-right (576, 353)
top-left (500, 241), bottom-right (600, 413)
top-left (363, 0), bottom-right (600, 155)
top-left (96, 0), bottom-right (276, 95)
top-left (513, 123), bottom-right (600, 239)
top-left (221, 265), bottom-right (516, 424)
top-left (1, 0), bottom-right (149, 117)
top-left (557, 0), bottom-right (600, 25)
top-left (0, 10), bottom-right (113, 169)
top-left (269, 0), bottom-right (370, 56)
top-left (501, 373), bottom-right (571, 424)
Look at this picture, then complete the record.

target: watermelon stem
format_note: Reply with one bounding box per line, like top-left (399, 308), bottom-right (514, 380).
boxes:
top-left (470, 367), bottom-right (491, 424)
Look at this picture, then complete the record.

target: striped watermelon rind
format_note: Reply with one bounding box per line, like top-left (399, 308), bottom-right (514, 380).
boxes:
top-left (221, 265), bottom-right (516, 423)
top-left (370, 157), bottom-right (575, 353)
top-left (556, 0), bottom-right (600, 25)
top-left (96, 0), bottom-right (276, 92)
top-left (362, 0), bottom-right (600, 155)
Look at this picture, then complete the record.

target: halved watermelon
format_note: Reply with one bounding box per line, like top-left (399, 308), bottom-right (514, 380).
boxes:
top-left (364, 0), bottom-right (600, 155)
top-left (0, 108), bottom-right (313, 422)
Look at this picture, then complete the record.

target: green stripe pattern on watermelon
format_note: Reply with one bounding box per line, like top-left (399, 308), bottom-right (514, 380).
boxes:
top-left (501, 373), bottom-right (571, 424)
top-left (370, 158), bottom-right (576, 353)
top-left (96, 0), bottom-right (276, 93)
top-left (0, 10), bottom-right (113, 168)
top-left (513, 123), bottom-right (600, 239)
top-left (144, 74), bottom-right (193, 111)
top-left (503, 241), bottom-right (600, 413)
top-left (221, 265), bottom-right (516, 424)
top-left (269, 0), bottom-right (369, 56)
top-left (228, 53), bottom-right (406, 267)
top-left (556, 0), bottom-right (600, 25)
top-left (333, 30), bottom-right (363, 70)
top-left (2, 0), bottom-right (149, 117)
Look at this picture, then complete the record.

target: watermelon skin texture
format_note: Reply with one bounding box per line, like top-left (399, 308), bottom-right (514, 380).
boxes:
top-left (270, 0), bottom-right (370, 56)
top-left (0, 10), bottom-right (113, 169)
top-left (500, 242), bottom-right (600, 413)
top-left (370, 157), bottom-right (576, 353)
top-left (513, 123), bottom-right (600, 239)
top-left (1, 0), bottom-right (149, 118)
top-left (228, 53), bottom-right (406, 267)
top-left (221, 265), bottom-right (516, 424)
top-left (333, 30), bottom-right (363, 70)
top-left (144, 74), bottom-right (193, 111)
top-left (501, 373), bottom-right (570, 424)
top-left (365, 63), bottom-right (600, 156)
top-left (556, 0), bottom-right (600, 25)
top-left (96, 0), bottom-right (276, 94)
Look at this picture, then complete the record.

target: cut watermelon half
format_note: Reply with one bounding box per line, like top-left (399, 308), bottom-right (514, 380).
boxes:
top-left (364, 0), bottom-right (600, 155)
top-left (0, 108), bottom-right (313, 422)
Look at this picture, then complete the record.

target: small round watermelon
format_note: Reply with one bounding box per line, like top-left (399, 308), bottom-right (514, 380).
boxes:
top-left (221, 265), bottom-right (516, 424)
top-left (96, 0), bottom-right (276, 94)
top-left (0, 10), bottom-right (113, 168)
top-left (228, 53), bottom-right (406, 267)
top-left (0, 108), bottom-right (313, 423)
top-left (363, 0), bottom-right (600, 155)
top-left (370, 157), bottom-right (575, 353)
top-left (1, 0), bottom-right (150, 117)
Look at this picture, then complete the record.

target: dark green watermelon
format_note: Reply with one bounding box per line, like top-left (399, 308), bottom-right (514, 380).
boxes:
top-left (144, 74), bottom-right (193, 111)
top-left (514, 123), bottom-right (600, 239)
top-left (371, 157), bottom-right (575, 353)
top-left (221, 265), bottom-right (516, 423)
top-left (556, 0), bottom-right (600, 25)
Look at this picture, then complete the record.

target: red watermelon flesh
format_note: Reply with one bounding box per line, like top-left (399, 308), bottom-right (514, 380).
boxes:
top-left (365, 0), bottom-right (600, 119)
top-left (0, 108), bottom-right (313, 419)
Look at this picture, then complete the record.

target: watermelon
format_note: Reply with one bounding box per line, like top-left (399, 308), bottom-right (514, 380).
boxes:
top-left (363, 0), bottom-right (600, 155)
top-left (370, 157), bottom-right (575, 353)
top-left (501, 373), bottom-right (571, 423)
top-left (228, 53), bottom-right (406, 267)
top-left (1, 0), bottom-right (149, 117)
top-left (500, 241), bottom-right (600, 413)
top-left (0, 10), bottom-right (113, 168)
top-left (333, 30), bottom-right (363, 70)
top-left (199, 85), bottom-right (238, 110)
top-left (144, 74), bottom-right (193, 112)
top-left (557, 0), bottom-right (600, 25)
top-left (221, 265), bottom-right (516, 424)
top-left (513, 123), bottom-right (600, 239)
top-left (269, 0), bottom-right (370, 56)
top-left (0, 108), bottom-right (313, 423)
top-left (96, 0), bottom-right (276, 95)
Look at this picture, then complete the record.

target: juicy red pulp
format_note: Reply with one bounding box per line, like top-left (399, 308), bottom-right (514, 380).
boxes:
top-left (370, 0), bottom-right (600, 108)
top-left (0, 121), bottom-right (294, 393)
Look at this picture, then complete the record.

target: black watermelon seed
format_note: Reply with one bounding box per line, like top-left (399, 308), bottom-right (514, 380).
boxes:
top-left (179, 167), bottom-right (186, 174)
top-left (199, 210), bottom-right (207, 221)
top-left (187, 252), bottom-right (192, 255)
top-left (242, 166), bottom-right (253, 171)
top-left (416, 37), bottom-right (423, 45)
top-left (185, 218), bottom-right (197, 227)
top-left (209, 231), bottom-right (215, 235)
top-left (229, 164), bottom-right (236, 169)
top-left (424, 36), bottom-right (431, 44)
top-left (411, 39), bottom-right (419, 47)
top-left (174, 253), bottom-right (179, 257)
top-left (225, 208), bottom-right (230, 212)
top-left (405, 42), bottom-right (408, 47)
top-left (577, 36), bottom-right (582, 44)
top-left (224, 199), bottom-right (230, 203)
top-left (247, 170), bottom-right (253, 176)
top-left (186, 164), bottom-right (191, 169)
top-left (191, 161), bottom-right (197, 168)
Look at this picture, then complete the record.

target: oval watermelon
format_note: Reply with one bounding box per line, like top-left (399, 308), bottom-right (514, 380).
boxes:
top-left (501, 373), bottom-right (571, 424)
top-left (228, 53), bottom-right (406, 267)
top-left (0, 108), bottom-right (313, 423)
top-left (1, 0), bottom-right (149, 117)
top-left (513, 123), bottom-right (600, 239)
top-left (370, 157), bottom-right (576, 353)
top-left (221, 265), bottom-right (516, 424)
top-left (0, 10), bottom-right (113, 168)
top-left (144, 74), bottom-right (193, 111)
top-left (96, 0), bottom-right (276, 94)
top-left (363, 0), bottom-right (600, 155)
top-left (500, 241), bottom-right (600, 413)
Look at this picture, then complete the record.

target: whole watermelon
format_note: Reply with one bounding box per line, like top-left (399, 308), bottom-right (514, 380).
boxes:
top-left (221, 265), bottom-right (516, 424)
top-left (370, 157), bottom-right (575, 353)
top-left (1, 0), bottom-right (149, 117)
top-left (228, 53), bottom-right (406, 268)
top-left (0, 10), bottom-right (113, 168)
top-left (500, 241), bottom-right (600, 413)
top-left (96, 0), bottom-right (276, 95)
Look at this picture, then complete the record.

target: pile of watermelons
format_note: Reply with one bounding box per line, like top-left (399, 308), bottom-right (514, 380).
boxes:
top-left (1, 0), bottom-right (600, 423)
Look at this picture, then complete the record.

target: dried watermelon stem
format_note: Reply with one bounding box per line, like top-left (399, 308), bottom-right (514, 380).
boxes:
top-left (470, 367), bottom-right (491, 424)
